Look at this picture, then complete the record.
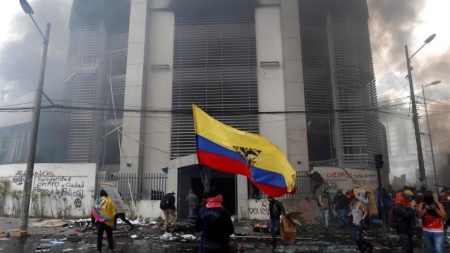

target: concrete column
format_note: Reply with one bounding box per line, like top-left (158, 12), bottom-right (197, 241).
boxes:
top-left (143, 9), bottom-right (175, 173)
top-left (120, 0), bottom-right (150, 174)
top-left (255, 4), bottom-right (288, 154)
top-left (280, 0), bottom-right (309, 171)
top-left (236, 175), bottom-right (249, 219)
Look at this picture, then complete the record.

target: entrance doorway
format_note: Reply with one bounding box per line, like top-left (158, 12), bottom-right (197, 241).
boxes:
top-left (177, 165), bottom-right (236, 219)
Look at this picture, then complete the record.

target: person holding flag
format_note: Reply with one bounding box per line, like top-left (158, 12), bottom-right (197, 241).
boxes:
top-left (92, 190), bottom-right (116, 253)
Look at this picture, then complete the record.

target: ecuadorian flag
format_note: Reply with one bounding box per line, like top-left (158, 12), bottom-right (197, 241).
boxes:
top-left (193, 104), bottom-right (296, 197)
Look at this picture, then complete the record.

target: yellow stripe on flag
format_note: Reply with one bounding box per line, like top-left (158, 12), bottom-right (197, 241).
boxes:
top-left (193, 104), bottom-right (296, 192)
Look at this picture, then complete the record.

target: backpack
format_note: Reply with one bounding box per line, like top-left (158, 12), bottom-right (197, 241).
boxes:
top-left (388, 205), bottom-right (399, 229)
top-left (160, 194), bottom-right (170, 210)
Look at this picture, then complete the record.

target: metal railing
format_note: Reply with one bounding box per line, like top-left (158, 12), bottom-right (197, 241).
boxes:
top-left (252, 171), bottom-right (312, 199)
top-left (97, 173), bottom-right (167, 201)
top-left (97, 171), bottom-right (311, 202)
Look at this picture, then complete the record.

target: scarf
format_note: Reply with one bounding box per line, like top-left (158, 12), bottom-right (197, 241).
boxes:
top-left (206, 194), bottom-right (223, 208)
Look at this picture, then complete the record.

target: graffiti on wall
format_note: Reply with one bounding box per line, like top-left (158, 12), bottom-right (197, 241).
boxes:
top-left (0, 163), bottom-right (96, 218)
top-left (315, 167), bottom-right (378, 193)
top-left (248, 199), bottom-right (270, 220)
top-left (11, 169), bottom-right (87, 198)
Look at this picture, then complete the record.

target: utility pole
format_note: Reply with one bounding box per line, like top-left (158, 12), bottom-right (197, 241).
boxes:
top-left (405, 45), bottom-right (426, 183)
top-left (422, 82), bottom-right (440, 193)
top-left (18, 23), bottom-right (51, 234)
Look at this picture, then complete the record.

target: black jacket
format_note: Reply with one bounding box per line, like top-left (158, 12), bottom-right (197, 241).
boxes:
top-left (394, 204), bottom-right (415, 234)
top-left (333, 193), bottom-right (349, 211)
top-left (195, 206), bottom-right (234, 247)
top-left (269, 199), bottom-right (285, 219)
top-left (160, 193), bottom-right (175, 210)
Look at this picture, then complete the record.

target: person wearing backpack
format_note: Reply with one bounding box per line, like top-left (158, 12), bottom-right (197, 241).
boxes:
top-left (417, 191), bottom-right (447, 253)
top-left (268, 195), bottom-right (286, 245)
top-left (391, 189), bottom-right (416, 253)
top-left (160, 190), bottom-right (176, 227)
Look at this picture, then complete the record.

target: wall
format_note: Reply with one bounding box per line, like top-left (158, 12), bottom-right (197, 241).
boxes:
top-left (134, 200), bottom-right (163, 218)
top-left (248, 197), bottom-right (321, 223)
top-left (314, 167), bottom-right (378, 193)
top-left (0, 163), bottom-right (96, 218)
top-left (247, 199), bottom-right (270, 220)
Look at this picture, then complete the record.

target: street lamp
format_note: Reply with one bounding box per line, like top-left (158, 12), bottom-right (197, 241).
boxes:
top-left (422, 80), bottom-right (442, 193)
top-left (405, 33), bottom-right (436, 184)
top-left (18, 0), bottom-right (51, 235)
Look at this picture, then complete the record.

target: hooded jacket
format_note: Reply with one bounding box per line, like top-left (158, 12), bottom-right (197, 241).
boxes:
top-left (393, 192), bottom-right (415, 234)
top-left (195, 194), bottom-right (234, 248)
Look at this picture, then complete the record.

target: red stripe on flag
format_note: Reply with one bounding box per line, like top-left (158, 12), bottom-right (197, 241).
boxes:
top-left (197, 150), bottom-right (293, 197)
top-left (197, 150), bottom-right (251, 177)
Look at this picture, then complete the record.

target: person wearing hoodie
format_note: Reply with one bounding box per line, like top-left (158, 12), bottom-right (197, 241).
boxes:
top-left (92, 190), bottom-right (116, 253)
top-left (195, 188), bottom-right (234, 253)
top-left (393, 189), bottom-right (416, 253)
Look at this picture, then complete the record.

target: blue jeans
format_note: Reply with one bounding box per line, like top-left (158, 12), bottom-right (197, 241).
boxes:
top-left (321, 209), bottom-right (329, 228)
top-left (353, 224), bottom-right (372, 252)
top-left (423, 231), bottom-right (444, 253)
top-left (337, 208), bottom-right (347, 226)
top-left (269, 219), bottom-right (280, 242)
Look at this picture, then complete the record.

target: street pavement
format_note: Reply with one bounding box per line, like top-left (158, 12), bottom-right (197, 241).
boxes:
top-left (0, 217), bottom-right (447, 252)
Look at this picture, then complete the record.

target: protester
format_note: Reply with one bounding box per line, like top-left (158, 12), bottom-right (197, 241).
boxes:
top-left (113, 192), bottom-right (134, 230)
top-left (318, 189), bottom-right (331, 232)
top-left (195, 187), bottom-right (234, 253)
top-left (392, 189), bottom-right (416, 253)
top-left (377, 187), bottom-right (393, 224)
top-left (348, 190), bottom-right (373, 253)
top-left (333, 189), bottom-right (349, 228)
top-left (185, 189), bottom-right (199, 218)
top-left (160, 190), bottom-right (176, 227)
top-left (417, 191), bottom-right (447, 253)
top-left (381, 188), bottom-right (394, 222)
top-left (268, 195), bottom-right (286, 245)
top-left (92, 190), bottom-right (116, 253)
top-left (309, 170), bottom-right (324, 198)
top-left (114, 212), bottom-right (134, 230)
top-left (439, 189), bottom-right (450, 244)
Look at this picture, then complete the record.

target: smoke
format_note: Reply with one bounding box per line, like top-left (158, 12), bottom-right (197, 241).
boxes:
top-left (367, 0), bottom-right (426, 76)
top-left (0, 0), bottom-right (71, 100)
top-left (368, 0), bottom-right (450, 184)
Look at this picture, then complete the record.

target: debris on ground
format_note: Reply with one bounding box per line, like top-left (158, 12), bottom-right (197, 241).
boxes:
top-left (160, 232), bottom-right (176, 241)
top-left (252, 223), bottom-right (269, 233)
top-left (31, 219), bottom-right (68, 227)
top-left (180, 234), bottom-right (196, 241)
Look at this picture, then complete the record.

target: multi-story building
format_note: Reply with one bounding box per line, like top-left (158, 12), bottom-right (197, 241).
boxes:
top-left (64, 0), bottom-right (386, 218)
top-left (64, 0), bottom-right (130, 168)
